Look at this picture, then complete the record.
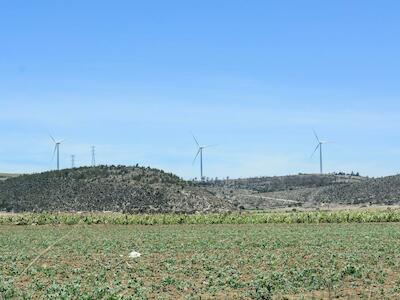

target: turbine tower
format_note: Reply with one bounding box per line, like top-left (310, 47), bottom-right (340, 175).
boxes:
top-left (71, 155), bottom-right (75, 168)
top-left (311, 130), bottom-right (329, 174)
top-left (50, 135), bottom-right (63, 171)
top-left (192, 134), bottom-right (216, 181)
top-left (91, 146), bottom-right (96, 167)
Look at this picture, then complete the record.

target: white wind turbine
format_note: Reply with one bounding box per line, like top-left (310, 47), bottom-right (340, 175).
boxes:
top-left (192, 134), bottom-right (216, 181)
top-left (50, 135), bottom-right (64, 171)
top-left (311, 130), bottom-right (330, 174)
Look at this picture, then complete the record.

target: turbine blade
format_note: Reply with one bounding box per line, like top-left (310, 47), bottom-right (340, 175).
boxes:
top-left (192, 149), bottom-right (201, 165)
top-left (191, 133), bottom-right (200, 147)
top-left (203, 144), bottom-right (218, 149)
top-left (313, 130), bottom-right (320, 143)
top-left (49, 134), bottom-right (56, 143)
top-left (52, 145), bottom-right (57, 161)
top-left (310, 144), bottom-right (320, 158)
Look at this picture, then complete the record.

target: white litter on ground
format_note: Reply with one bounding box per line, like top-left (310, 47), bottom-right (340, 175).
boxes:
top-left (129, 251), bottom-right (141, 259)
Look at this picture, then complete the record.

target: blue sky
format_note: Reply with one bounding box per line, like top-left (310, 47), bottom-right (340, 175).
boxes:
top-left (1, 0), bottom-right (400, 178)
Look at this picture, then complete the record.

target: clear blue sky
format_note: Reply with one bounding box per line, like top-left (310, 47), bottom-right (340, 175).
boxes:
top-left (1, 0), bottom-right (400, 178)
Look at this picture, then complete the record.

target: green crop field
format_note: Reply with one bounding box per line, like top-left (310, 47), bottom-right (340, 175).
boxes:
top-left (2, 209), bottom-right (400, 226)
top-left (1, 223), bottom-right (400, 299)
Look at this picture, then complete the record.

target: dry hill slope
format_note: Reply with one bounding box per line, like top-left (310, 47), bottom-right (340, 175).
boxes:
top-left (200, 174), bottom-right (385, 209)
top-left (0, 165), bottom-right (233, 213)
top-left (315, 174), bottom-right (400, 205)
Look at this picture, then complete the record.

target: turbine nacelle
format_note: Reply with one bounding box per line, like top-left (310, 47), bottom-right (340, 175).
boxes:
top-left (50, 135), bottom-right (64, 145)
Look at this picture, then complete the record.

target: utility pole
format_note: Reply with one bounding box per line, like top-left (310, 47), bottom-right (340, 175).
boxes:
top-left (91, 146), bottom-right (96, 167)
top-left (71, 155), bottom-right (75, 168)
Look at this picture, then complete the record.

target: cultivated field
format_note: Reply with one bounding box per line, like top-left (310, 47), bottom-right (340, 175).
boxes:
top-left (2, 209), bottom-right (400, 225)
top-left (1, 221), bottom-right (400, 299)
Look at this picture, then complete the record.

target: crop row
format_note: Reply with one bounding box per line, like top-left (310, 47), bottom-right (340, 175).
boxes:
top-left (1, 209), bottom-right (400, 225)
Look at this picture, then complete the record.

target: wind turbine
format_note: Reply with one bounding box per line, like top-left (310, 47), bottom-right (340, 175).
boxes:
top-left (192, 134), bottom-right (216, 181)
top-left (311, 130), bottom-right (329, 174)
top-left (50, 135), bottom-right (63, 171)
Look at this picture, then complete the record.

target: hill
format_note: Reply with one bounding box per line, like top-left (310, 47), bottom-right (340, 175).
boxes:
top-left (229, 174), bottom-right (400, 208)
top-left (315, 174), bottom-right (400, 205)
top-left (2, 168), bottom-right (399, 213)
top-left (200, 173), bottom-right (365, 192)
top-left (0, 173), bottom-right (20, 181)
top-left (0, 166), bottom-right (233, 213)
top-left (200, 174), bottom-right (368, 210)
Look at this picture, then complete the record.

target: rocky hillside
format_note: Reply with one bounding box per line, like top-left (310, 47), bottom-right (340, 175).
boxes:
top-left (201, 173), bottom-right (365, 193)
top-left (2, 167), bottom-right (398, 213)
top-left (315, 174), bottom-right (400, 205)
top-left (204, 173), bottom-right (400, 209)
top-left (232, 174), bottom-right (400, 207)
top-left (201, 174), bottom-right (368, 210)
top-left (0, 166), bottom-right (233, 213)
